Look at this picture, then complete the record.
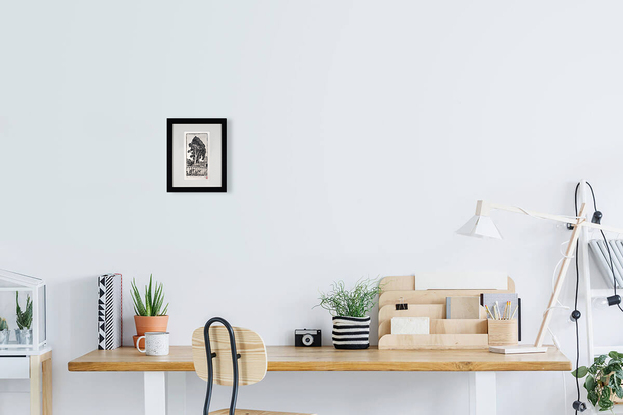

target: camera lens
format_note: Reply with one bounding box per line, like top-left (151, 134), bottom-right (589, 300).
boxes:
top-left (302, 334), bottom-right (314, 346)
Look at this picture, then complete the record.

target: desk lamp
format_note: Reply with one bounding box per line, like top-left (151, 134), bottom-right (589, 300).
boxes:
top-left (457, 200), bottom-right (623, 354)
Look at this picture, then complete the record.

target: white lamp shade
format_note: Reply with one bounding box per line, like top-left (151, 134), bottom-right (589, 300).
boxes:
top-left (456, 215), bottom-right (503, 239)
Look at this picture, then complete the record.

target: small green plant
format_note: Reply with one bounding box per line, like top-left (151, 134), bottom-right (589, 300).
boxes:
top-left (572, 351), bottom-right (623, 412)
top-left (15, 292), bottom-right (33, 330)
top-left (315, 278), bottom-right (382, 317)
top-left (0, 317), bottom-right (8, 331)
top-left (131, 274), bottom-right (169, 316)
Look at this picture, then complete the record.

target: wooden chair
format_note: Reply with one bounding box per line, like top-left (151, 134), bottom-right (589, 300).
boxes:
top-left (192, 317), bottom-right (316, 415)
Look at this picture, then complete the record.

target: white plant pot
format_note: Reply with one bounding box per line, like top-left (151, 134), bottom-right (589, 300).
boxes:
top-left (15, 329), bottom-right (32, 345)
top-left (0, 329), bottom-right (9, 345)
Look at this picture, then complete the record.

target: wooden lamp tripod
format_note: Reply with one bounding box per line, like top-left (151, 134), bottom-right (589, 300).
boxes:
top-left (458, 199), bottom-right (623, 354)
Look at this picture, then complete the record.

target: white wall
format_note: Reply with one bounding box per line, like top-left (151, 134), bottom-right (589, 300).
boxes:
top-left (2, 1), bottom-right (623, 414)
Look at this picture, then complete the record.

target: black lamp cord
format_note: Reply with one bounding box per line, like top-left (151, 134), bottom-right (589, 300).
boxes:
top-left (572, 182), bottom-right (623, 414)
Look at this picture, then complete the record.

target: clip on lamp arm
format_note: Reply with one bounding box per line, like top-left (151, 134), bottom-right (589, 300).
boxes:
top-left (476, 200), bottom-right (578, 225)
top-left (476, 200), bottom-right (623, 234)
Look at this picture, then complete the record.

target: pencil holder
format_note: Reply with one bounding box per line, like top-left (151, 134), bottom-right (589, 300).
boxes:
top-left (487, 320), bottom-right (518, 346)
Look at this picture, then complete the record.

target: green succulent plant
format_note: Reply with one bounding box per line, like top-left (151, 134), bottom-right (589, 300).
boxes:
top-left (131, 274), bottom-right (169, 317)
top-left (15, 292), bottom-right (33, 330)
top-left (0, 317), bottom-right (8, 331)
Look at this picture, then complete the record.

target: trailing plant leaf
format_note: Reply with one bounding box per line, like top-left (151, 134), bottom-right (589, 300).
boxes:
top-left (587, 390), bottom-right (599, 407)
top-left (15, 292), bottom-right (33, 330)
top-left (131, 275), bottom-right (168, 316)
top-left (599, 388), bottom-right (612, 411)
top-left (572, 366), bottom-right (588, 378)
top-left (315, 277), bottom-right (383, 318)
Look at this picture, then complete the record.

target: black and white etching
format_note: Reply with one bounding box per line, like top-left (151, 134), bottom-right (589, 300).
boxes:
top-left (185, 132), bottom-right (209, 179)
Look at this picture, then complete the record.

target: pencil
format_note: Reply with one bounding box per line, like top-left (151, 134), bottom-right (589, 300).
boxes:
top-left (511, 305), bottom-right (518, 320)
top-left (494, 301), bottom-right (500, 320)
top-left (485, 305), bottom-right (494, 319)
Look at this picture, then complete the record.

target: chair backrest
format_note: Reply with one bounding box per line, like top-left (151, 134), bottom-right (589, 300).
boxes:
top-left (192, 325), bottom-right (268, 386)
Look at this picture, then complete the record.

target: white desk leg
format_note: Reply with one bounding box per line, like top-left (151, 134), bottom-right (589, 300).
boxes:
top-left (469, 372), bottom-right (496, 415)
top-left (167, 372), bottom-right (186, 415)
top-left (144, 372), bottom-right (166, 415)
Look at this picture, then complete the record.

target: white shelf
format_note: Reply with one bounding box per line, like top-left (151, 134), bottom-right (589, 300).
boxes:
top-left (591, 289), bottom-right (619, 298)
top-left (0, 345), bottom-right (51, 357)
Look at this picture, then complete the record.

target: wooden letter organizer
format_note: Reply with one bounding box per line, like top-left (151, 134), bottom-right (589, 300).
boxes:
top-left (378, 274), bottom-right (516, 350)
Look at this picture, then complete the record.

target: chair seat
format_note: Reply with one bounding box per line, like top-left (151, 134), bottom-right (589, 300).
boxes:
top-left (210, 409), bottom-right (316, 415)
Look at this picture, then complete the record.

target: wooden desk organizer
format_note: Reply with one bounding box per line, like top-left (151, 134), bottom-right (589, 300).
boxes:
top-left (487, 320), bottom-right (518, 346)
top-left (378, 274), bottom-right (516, 350)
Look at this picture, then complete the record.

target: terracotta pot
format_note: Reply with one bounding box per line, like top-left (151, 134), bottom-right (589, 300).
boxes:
top-left (134, 315), bottom-right (169, 348)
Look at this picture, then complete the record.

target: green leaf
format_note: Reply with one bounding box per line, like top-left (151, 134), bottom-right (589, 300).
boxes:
top-left (572, 366), bottom-right (589, 378)
top-left (599, 388), bottom-right (613, 411)
top-left (145, 285), bottom-right (152, 316)
top-left (609, 351), bottom-right (623, 360)
top-left (131, 275), bottom-right (166, 317)
top-left (587, 390), bottom-right (599, 406)
top-left (131, 279), bottom-right (147, 316)
top-left (585, 375), bottom-right (596, 391)
top-left (596, 355), bottom-right (608, 365)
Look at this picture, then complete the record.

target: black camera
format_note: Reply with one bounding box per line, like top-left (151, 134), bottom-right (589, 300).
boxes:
top-left (295, 329), bottom-right (321, 347)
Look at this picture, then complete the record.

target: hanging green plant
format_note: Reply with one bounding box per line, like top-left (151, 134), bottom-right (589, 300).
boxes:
top-left (572, 352), bottom-right (623, 412)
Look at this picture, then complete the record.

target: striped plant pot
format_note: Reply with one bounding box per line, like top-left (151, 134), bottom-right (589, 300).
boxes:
top-left (332, 316), bottom-right (371, 349)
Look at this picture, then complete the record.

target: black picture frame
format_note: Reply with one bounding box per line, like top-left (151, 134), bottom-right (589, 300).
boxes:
top-left (167, 118), bottom-right (227, 193)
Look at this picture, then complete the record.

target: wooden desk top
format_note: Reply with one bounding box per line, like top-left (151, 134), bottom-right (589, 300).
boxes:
top-left (68, 346), bottom-right (571, 372)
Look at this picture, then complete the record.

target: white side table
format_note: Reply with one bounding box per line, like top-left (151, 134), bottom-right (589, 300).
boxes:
top-left (0, 347), bottom-right (52, 415)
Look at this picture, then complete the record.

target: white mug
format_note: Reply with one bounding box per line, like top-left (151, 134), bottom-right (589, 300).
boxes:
top-left (136, 332), bottom-right (169, 356)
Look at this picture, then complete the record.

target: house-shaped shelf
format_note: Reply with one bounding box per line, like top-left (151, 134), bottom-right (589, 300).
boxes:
top-left (0, 269), bottom-right (48, 356)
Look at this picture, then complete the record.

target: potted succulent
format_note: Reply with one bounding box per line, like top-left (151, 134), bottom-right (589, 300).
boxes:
top-left (15, 292), bottom-right (33, 345)
top-left (0, 317), bottom-right (9, 345)
top-left (131, 275), bottom-right (169, 348)
top-left (572, 351), bottom-right (623, 412)
top-left (316, 278), bottom-right (382, 350)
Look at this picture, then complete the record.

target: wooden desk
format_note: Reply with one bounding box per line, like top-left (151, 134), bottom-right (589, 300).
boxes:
top-left (69, 346), bottom-right (571, 415)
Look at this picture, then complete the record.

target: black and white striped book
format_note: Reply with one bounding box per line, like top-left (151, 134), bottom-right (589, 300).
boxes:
top-left (332, 316), bottom-right (371, 349)
top-left (97, 273), bottom-right (123, 350)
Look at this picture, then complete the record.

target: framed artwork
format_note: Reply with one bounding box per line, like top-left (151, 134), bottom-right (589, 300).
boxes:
top-left (167, 118), bottom-right (227, 192)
